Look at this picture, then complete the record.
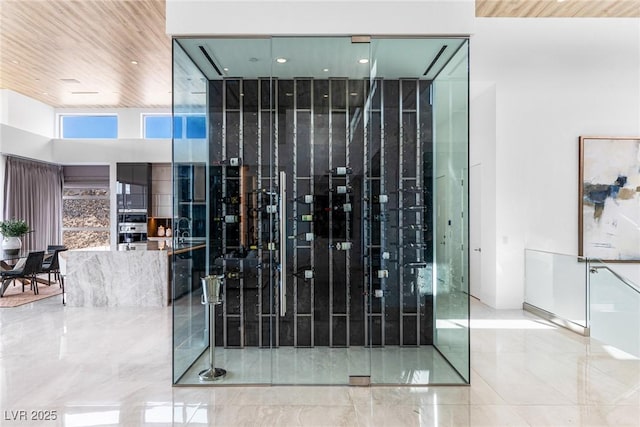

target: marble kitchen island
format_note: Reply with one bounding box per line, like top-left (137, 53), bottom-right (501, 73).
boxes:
top-left (65, 244), bottom-right (205, 307)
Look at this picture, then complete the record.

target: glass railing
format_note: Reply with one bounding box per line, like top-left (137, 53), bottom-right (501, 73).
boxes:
top-left (589, 260), bottom-right (640, 359)
top-left (524, 249), bottom-right (640, 359)
top-left (524, 249), bottom-right (588, 329)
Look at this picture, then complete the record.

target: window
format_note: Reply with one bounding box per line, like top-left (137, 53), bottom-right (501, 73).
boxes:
top-left (142, 114), bottom-right (205, 139)
top-left (143, 115), bottom-right (183, 139)
top-left (185, 115), bottom-right (206, 138)
top-left (60, 115), bottom-right (118, 139)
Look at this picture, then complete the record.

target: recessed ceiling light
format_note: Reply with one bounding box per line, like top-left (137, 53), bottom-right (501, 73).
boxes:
top-left (42, 92), bottom-right (48, 95)
top-left (223, 67), bottom-right (229, 71)
top-left (71, 91), bottom-right (99, 95)
top-left (11, 60), bottom-right (19, 64)
top-left (276, 58), bottom-right (287, 64)
top-left (323, 68), bottom-right (329, 72)
top-left (131, 60), bottom-right (138, 65)
top-left (323, 94), bottom-right (329, 98)
top-left (350, 92), bottom-right (358, 96)
top-left (285, 92), bottom-right (293, 96)
top-left (358, 58), bottom-right (369, 64)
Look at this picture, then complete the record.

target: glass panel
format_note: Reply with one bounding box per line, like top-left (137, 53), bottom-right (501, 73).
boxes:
top-left (366, 38), bottom-right (469, 385)
top-left (172, 40), bottom-right (210, 384)
top-left (174, 38), bottom-right (274, 385)
top-left (432, 40), bottom-right (470, 383)
top-left (185, 115), bottom-right (207, 139)
top-left (589, 262), bottom-right (640, 358)
top-left (171, 36), bottom-right (470, 387)
top-left (270, 36), bottom-right (370, 385)
top-left (524, 249), bottom-right (588, 328)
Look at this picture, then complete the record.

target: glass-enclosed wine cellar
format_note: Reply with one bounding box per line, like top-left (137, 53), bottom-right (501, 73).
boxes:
top-left (172, 36), bottom-right (469, 386)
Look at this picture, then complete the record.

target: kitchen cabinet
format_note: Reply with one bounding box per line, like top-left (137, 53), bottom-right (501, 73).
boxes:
top-left (117, 163), bottom-right (151, 211)
top-left (151, 163), bottom-right (172, 218)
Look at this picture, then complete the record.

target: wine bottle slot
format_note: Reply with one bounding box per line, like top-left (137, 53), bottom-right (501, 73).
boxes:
top-left (330, 166), bottom-right (352, 175)
top-left (288, 232), bottom-right (314, 241)
top-left (292, 194), bottom-right (314, 204)
top-left (331, 241), bottom-right (352, 250)
top-left (332, 185), bottom-right (352, 194)
top-left (214, 215), bottom-right (239, 223)
top-left (375, 195), bottom-right (389, 203)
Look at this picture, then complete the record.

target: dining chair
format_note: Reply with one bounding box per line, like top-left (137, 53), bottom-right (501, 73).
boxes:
top-left (41, 246), bottom-right (68, 287)
top-left (0, 251), bottom-right (45, 296)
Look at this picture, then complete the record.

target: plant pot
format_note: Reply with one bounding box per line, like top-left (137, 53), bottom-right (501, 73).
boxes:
top-left (2, 236), bottom-right (21, 255)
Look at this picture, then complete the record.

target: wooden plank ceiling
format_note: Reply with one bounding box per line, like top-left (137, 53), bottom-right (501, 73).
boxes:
top-left (477, 0), bottom-right (640, 17)
top-left (0, 0), bottom-right (638, 108)
top-left (0, 0), bottom-right (171, 108)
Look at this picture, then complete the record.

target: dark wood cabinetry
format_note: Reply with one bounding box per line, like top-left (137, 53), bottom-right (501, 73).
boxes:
top-left (117, 163), bottom-right (151, 211)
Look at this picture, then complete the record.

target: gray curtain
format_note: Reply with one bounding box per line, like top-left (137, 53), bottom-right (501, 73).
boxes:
top-left (3, 156), bottom-right (64, 252)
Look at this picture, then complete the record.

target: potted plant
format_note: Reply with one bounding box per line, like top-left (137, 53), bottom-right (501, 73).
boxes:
top-left (0, 219), bottom-right (30, 255)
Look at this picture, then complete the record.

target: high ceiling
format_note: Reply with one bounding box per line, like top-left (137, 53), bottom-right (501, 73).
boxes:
top-left (0, 0), bottom-right (638, 109)
top-left (0, 0), bottom-right (171, 108)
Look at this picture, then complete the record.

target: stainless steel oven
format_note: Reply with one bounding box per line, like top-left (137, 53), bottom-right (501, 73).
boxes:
top-left (118, 222), bottom-right (147, 244)
top-left (117, 209), bottom-right (147, 224)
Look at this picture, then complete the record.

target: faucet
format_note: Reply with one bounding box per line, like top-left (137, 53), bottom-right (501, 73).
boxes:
top-left (176, 217), bottom-right (192, 244)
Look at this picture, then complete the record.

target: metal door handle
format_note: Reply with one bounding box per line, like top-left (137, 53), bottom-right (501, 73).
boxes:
top-left (279, 171), bottom-right (286, 317)
top-left (474, 248), bottom-right (481, 252)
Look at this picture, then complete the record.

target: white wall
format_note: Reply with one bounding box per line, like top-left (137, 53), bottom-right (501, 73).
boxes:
top-left (0, 90), bottom-right (56, 162)
top-left (166, 0), bottom-right (475, 36)
top-left (0, 89), bottom-right (54, 138)
top-left (472, 18), bottom-right (640, 308)
top-left (470, 82), bottom-right (497, 305)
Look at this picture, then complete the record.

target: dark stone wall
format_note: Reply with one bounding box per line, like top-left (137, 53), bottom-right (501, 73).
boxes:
top-left (208, 78), bottom-right (435, 348)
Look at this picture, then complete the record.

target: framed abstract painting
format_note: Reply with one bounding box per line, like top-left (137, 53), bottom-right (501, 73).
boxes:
top-left (579, 136), bottom-right (640, 262)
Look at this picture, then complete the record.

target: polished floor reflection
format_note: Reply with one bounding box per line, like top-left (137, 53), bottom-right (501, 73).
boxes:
top-left (0, 297), bottom-right (638, 426)
top-left (180, 346), bottom-right (462, 385)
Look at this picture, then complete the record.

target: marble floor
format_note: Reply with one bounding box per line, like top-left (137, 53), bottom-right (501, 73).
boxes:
top-left (0, 297), bottom-right (638, 426)
top-left (180, 345), bottom-right (464, 386)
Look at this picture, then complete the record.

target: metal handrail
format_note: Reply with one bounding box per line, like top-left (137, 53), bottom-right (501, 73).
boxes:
top-left (588, 265), bottom-right (640, 295)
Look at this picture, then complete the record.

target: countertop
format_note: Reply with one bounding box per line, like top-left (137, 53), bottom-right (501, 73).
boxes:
top-left (120, 239), bottom-right (206, 255)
